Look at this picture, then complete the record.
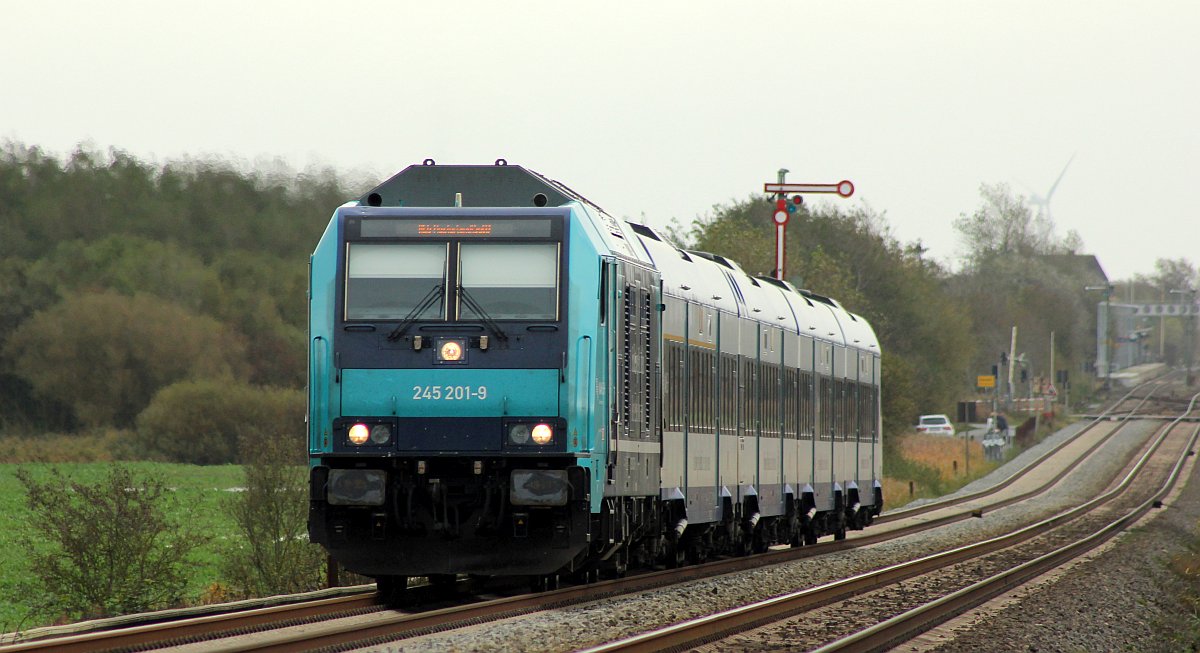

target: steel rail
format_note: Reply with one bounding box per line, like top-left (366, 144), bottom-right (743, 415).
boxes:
top-left (813, 392), bottom-right (1200, 653)
top-left (0, 594), bottom-right (381, 653)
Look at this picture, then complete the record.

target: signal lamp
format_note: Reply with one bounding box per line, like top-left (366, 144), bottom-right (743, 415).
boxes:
top-left (348, 423), bottom-right (370, 445)
top-left (531, 423), bottom-right (553, 445)
top-left (369, 424), bottom-right (392, 445)
top-left (508, 423), bottom-right (531, 445)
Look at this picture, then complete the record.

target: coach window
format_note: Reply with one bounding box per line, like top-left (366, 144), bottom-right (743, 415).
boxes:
top-left (459, 243), bottom-right (559, 320)
top-left (345, 243), bottom-right (446, 320)
top-left (799, 371), bottom-right (813, 439)
top-left (818, 377), bottom-right (832, 441)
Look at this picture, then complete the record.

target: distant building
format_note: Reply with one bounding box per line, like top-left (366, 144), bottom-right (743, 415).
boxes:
top-left (1040, 254), bottom-right (1108, 287)
top-left (1039, 254), bottom-right (1121, 375)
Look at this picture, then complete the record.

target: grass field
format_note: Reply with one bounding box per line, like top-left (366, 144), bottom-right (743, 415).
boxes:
top-left (0, 462), bottom-right (245, 633)
top-left (882, 432), bottom-right (1002, 507)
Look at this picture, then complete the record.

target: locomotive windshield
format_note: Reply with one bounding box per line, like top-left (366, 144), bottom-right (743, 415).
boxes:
top-left (459, 243), bottom-right (559, 320)
top-left (345, 243), bottom-right (447, 320)
top-left (343, 240), bottom-right (560, 322)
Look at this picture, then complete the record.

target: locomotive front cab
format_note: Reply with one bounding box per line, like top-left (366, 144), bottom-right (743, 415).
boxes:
top-left (308, 206), bottom-right (592, 578)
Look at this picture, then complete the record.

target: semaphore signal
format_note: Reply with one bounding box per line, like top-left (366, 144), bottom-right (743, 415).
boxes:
top-left (763, 173), bottom-right (855, 281)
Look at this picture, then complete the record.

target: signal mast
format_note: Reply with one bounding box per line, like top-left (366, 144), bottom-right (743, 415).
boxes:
top-left (763, 170), bottom-right (855, 281)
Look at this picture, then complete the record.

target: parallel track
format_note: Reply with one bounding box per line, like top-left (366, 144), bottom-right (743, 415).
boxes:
top-left (582, 388), bottom-right (1200, 652)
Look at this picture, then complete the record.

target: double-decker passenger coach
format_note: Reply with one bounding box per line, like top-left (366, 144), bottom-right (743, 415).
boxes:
top-left (307, 161), bottom-right (882, 595)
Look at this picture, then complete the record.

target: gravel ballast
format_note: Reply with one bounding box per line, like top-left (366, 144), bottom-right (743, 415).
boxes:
top-left (912, 429), bottom-right (1200, 652)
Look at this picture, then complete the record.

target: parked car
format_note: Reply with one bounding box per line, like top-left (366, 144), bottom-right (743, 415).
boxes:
top-left (916, 414), bottom-right (956, 436)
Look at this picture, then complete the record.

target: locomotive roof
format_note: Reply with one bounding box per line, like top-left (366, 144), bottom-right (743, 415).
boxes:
top-left (360, 161), bottom-right (594, 210)
top-left (357, 161), bottom-right (647, 263)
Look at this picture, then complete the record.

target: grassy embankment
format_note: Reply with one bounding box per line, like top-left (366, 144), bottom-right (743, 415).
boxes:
top-left (882, 432), bottom-right (1000, 508)
top-left (882, 413), bottom-right (1070, 509)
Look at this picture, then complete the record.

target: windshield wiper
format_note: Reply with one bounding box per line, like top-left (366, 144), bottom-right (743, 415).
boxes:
top-left (458, 287), bottom-right (509, 342)
top-left (387, 284), bottom-right (443, 341)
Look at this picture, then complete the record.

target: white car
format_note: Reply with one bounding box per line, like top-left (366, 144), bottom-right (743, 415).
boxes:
top-left (916, 414), bottom-right (956, 436)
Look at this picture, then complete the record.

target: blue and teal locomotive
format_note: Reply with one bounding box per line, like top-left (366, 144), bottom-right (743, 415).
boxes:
top-left (307, 161), bottom-right (882, 593)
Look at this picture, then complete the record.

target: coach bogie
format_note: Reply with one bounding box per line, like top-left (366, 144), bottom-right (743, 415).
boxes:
top-left (376, 575), bottom-right (408, 605)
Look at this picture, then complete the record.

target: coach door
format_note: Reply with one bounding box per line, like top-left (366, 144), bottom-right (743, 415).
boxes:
top-left (737, 322), bottom-right (759, 502)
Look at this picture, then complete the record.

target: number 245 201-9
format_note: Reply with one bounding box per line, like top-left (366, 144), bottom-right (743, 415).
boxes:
top-left (412, 385), bottom-right (488, 400)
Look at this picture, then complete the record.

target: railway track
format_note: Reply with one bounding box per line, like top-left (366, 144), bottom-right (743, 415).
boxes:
top-left (0, 374), bottom-right (1184, 653)
top-left (584, 387), bottom-right (1200, 652)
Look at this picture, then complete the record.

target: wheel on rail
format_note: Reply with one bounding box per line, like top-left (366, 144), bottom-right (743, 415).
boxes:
top-left (427, 573), bottom-right (459, 595)
top-left (600, 548), bottom-right (628, 579)
top-left (788, 520), bottom-right (803, 548)
top-left (734, 536), bottom-right (750, 557)
top-left (665, 539), bottom-right (688, 568)
top-left (570, 567), bottom-right (600, 584)
top-left (859, 507), bottom-right (874, 528)
top-left (375, 575), bottom-right (409, 606)
top-left (529, 573), bottom-right (560, 592)
top-left (751, 531), bottom-right (770, 554)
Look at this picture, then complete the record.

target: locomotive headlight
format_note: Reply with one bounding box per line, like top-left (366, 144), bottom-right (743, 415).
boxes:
top-left (348, 422), bottom-right (370, 445)
top-left (438, 339), bottom-right (465, 362)
top-left (369, 424), bottom-right (392, 445)
top-left (531, 423), bottom-right (553, 445)
top-left (508, 423), bottom-right (531, 445)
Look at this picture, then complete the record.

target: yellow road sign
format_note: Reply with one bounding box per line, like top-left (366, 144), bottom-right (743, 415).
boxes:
top-left (977, 375), bottom-right (996, 388)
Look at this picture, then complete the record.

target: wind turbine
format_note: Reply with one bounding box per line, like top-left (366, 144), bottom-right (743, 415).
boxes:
top-left (1028, 153), bottom-right (1075, 220)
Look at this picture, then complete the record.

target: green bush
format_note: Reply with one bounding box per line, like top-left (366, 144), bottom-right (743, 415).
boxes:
top-left (0, 429), bottom-right (140, 463)
top-left (220, 434), bottom-right (324, 598)
top-left (136, 380), bottom-right (304, 465)
top-left (14, 465), bottom-right (205, 621)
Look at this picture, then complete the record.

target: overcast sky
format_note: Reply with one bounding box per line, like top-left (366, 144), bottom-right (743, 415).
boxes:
top-left (3, 1), bottom-right (1196, 280)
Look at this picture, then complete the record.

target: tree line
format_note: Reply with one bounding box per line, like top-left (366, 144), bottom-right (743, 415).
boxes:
top-left (0, 142), bottom-right (352, 461)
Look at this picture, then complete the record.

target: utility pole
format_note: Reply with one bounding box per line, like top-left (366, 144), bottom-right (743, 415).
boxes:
top-left (1087, 284), bottom-right (1115, 390)
top-left (1171, 287), bottom-right (1195, 386)
top-left (1008, 326), bottom-right (1018, 410)
top-left (1161, 288), bottom-right (1167, 360)
top-left (1187, 311), bottom-right (1194, 387)
top-left (1049, 331), bottom-right (1056, 416)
